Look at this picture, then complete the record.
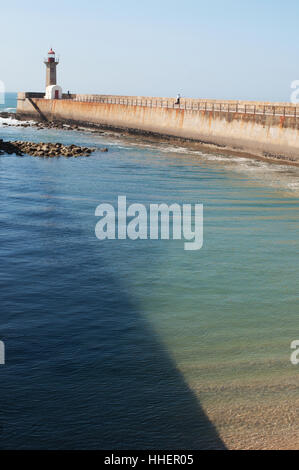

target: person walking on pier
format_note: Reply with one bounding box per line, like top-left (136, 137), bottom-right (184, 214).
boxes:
top-left (175, 93), bottom-right (181, 106)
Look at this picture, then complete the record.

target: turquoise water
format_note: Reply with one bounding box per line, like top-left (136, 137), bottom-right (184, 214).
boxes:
top-left (0, 108), bottom-right (299, 449)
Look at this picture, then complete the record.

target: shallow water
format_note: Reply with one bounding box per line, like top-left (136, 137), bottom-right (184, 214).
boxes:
top-left (0, 110), bottom-right (299, 449)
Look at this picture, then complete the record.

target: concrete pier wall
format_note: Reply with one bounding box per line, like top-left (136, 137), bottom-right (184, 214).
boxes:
top-left (17, 93), bottom-right (299, 162)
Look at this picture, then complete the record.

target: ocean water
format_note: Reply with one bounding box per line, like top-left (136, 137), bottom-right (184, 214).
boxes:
top-left (0, 109), bottom-right (299, 449)
top-left (0, 92), bottom-right (17, 113)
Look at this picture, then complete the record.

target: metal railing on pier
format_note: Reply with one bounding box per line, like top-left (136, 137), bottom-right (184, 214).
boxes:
top-left (71, 95), bottom-right (299, 118)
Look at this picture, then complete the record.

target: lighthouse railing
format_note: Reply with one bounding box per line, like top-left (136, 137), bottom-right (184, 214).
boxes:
top-left (69, 95), bottom-right (299, 118)
top-left (43, 58), bottom-right (59, 64)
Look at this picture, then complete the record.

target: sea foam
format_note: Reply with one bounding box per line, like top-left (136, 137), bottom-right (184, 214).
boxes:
top-left (0, 117), bottom-right (32, 127)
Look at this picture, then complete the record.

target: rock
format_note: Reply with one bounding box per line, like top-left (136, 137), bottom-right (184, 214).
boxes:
top-left (0, 140), bottom-right (96, 158)
top-left (101, 148), bottom-right (109, 152)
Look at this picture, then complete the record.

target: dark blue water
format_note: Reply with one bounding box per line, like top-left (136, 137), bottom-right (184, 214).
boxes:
top-left (0, 107), bottom-right (299, 449)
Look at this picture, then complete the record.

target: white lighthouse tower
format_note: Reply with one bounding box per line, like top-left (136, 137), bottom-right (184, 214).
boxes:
top-left (44, 48), bottom-right (62, 100)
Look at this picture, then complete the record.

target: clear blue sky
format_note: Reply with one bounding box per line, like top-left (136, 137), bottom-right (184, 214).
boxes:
top-left (2, 0), bottom-right (299, 101)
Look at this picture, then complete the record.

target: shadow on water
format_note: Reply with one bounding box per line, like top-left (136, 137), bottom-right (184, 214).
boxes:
top-left (0, 176), bottom-right (226, 450)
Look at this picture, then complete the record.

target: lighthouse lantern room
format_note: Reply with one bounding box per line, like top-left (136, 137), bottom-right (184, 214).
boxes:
top-left (44, 48), bottom-right (62, 100)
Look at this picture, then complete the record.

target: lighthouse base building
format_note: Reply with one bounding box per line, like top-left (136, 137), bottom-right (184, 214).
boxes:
top-left (45, 85), bottom-right (62, 100)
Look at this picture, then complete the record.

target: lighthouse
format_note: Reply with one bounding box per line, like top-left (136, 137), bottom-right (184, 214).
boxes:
top-left (44, 48), bottom-right (62, 100)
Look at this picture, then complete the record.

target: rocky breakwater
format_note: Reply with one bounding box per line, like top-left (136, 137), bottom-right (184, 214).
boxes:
top-left (0, 139), bottom-right (108, 157)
